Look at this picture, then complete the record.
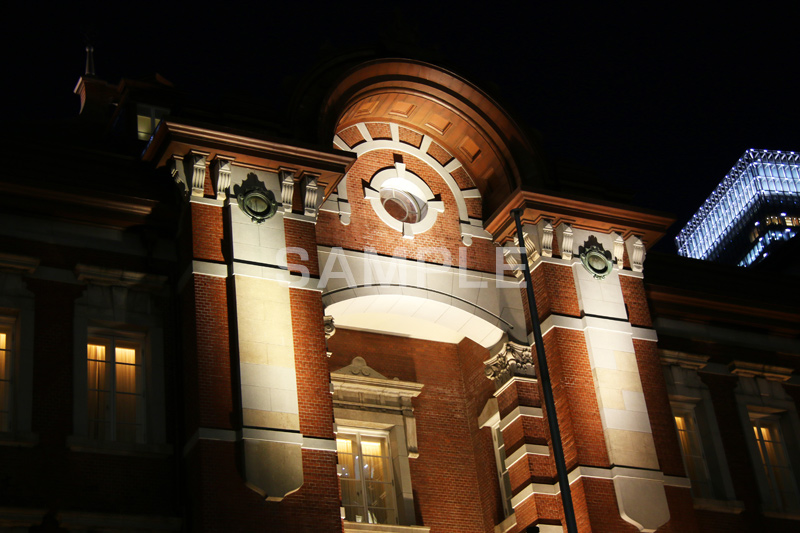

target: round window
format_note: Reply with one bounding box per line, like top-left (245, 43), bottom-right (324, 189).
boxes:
top-left (580, 248), bottom-right (613, 279)
top-left (379, 188), bottom-right (426, 224)
top-left (238, 187), bottom-right (277, 223)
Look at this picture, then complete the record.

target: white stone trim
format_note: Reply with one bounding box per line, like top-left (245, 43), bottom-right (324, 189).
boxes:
top-left (283, 212), bottom-right (318, 223)
top-left (302, 436), bottom-right (338, 452)
top-left (540, 313), bottom-right (658, 342)
top-left (493, 376), bottom-right (538, 398)
top-left (231, 261), bottom-right (319, 290)
top-left (505, 443), bottom-right (550, 469)
top-left (343, 522), bottom-right (430, 532)
top-left (189, 195), bottom-right (224, 207)
top-left (499, 405), bottom-right (544, 432)
top-left (242, 427), bottom-right (304, 445)
top-left (510, 465), bottom-right (690, 508)
top-left (182, 428), bottom-right (337, 455)
top-left (333, 135), bottom-right (348, 151)
top-left (191, 260), bottom-right (228, 278)
top-left (494, 513), bottom-right (518, 533)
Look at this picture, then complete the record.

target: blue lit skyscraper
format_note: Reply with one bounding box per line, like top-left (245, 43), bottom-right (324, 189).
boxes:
top-left (676, 149), bottom-right (800, 267)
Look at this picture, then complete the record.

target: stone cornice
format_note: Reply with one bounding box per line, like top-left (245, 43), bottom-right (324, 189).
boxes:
top-left (0, 253), bottom-right (39, 274)
top-left (486, 189), bottom-right (674, 248)
top-left (75, 264), bottom-right (167, 291)
top-left (659, 350), bottom-right (710, 370)
top-left (143, 119), bottom-right (356, 205)
top-left (729, 361), bottom-right (793, 382)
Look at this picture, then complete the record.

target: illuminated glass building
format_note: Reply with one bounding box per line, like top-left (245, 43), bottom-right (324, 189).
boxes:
top-left (676, 149), bottom-right (800, 267)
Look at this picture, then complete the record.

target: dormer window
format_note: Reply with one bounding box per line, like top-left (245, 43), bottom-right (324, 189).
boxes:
top-left (136, 104), bottom-right (168, 141)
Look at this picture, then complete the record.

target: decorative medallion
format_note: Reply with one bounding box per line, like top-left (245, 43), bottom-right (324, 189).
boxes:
top-left (237, 185), bottom-right (278, 223)
top-left (580, 244), bottom-right (614, 279)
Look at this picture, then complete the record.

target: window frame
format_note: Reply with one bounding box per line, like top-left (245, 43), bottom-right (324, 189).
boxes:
top-left (0, 257), bottom-right (37, 447)
top-left (749, 410), bottom-right (800, 513)
top-left (86, 330), bottom-right (147, 444)
top-left (337, 426), bottom-right (399, 526)
top-left (135, 104), bottom-right (169, 141)
top-left (69, 268), bottom-right (170, 456)
top-left (672, 403), bottom-right (714, 499)
top-left (0, 314), bottom-right (17, 433)
top-left (661, 354), bottom-right (738, 507)
top-left (331, 356), bottom-right (424, 529)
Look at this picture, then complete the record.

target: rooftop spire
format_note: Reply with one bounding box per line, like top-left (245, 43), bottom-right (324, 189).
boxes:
top-left (84, 45), bottom-right (95, 77)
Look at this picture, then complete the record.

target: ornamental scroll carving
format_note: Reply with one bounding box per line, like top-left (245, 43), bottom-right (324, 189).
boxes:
top-left (323, 315), bottom-right (335, 357)
top-left (484, 341), bottom-right (536, 386)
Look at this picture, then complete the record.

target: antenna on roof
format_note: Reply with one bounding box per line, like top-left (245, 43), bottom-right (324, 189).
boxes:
top-left (84, 45), bottom-right (95, 77)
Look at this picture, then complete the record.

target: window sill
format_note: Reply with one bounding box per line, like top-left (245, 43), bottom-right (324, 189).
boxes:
top-left (67, 436), bottom-right (172, 457)
top-left (0, 431), bottom-right (39, 447)
top-left (763, 511), bottom-right (800, 521)
top-left (57, 511), bottom-right (181, 531)
top-left (693, 498), bottom-right (745, 514)
top-left (343, 522), bottom-right (430, 533)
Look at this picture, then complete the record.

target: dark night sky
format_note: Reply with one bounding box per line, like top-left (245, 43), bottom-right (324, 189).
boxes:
top-left (5, 4), bottom-right (800, 252)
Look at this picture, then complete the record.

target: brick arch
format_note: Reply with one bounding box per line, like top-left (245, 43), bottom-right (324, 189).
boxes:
top-left (333, 121), bottom-right (490, 246)
top-left (321, 58), bottom-right (549, 218)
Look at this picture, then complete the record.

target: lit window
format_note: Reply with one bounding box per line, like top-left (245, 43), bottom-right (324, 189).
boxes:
top-left (337, 430), bottom-right (397, 525)
top-left (0, 319), bottom-right (14, 432)
top-left (136, 105), bottom-right (168, 141)
top-left (87, 336), bottom-right (145, 443)
top-left (751, 415), bottom-right (800, 512)
top-left (331, 356), bottom-right (423, 527)
top-left (674, 410), bottom-right (713, 498)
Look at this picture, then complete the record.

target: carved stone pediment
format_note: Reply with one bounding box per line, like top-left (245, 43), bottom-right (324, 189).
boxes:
top-left (331, 357), bottom-right (424, 456)
top-left (331, 357), bottom-right (423, 406)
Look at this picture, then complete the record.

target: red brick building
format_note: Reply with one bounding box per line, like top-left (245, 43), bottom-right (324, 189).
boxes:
top-left (0, 57), bottom-right (798, 533)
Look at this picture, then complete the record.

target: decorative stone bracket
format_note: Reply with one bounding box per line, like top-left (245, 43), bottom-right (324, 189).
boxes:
top-left (613, 233), bottom-right (625, 269)
top-left (331, 357), bottom-right (424, 457)
top-left (561, 224), bottom-right (574, 260)
top-left (303, 173), bottom-right (319, 217)
top-left (186, 151), bottom-right (208, 197)
top-left (484, 341), bottom-right (536, 387)
top-left (502, 232), bottom-right (539, 281)
top-left (212, 157), bottom-right (234, 200)
top-left (541, 221), bottom-right (554, 257)
top-left (632, 236), bottom-right (645, 272)
top-left (280, 169), bottom-right (295, 213)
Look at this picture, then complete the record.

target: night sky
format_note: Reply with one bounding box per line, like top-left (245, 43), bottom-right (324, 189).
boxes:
top-left (6, 4), bottom-right (800, 252)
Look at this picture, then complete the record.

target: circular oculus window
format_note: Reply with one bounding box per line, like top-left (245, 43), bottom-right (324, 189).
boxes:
top-left (379, 188), bottom-right (427, 224)
top-left (580, 248), bottom-right (613, 279)
top-left (238, 187), bottom-right (278, 223)
top-left (366, 167), bottom-right (442, 237)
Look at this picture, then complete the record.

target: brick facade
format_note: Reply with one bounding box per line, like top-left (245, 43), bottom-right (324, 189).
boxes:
top-left (2, 56), bottom-right (796, 533)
